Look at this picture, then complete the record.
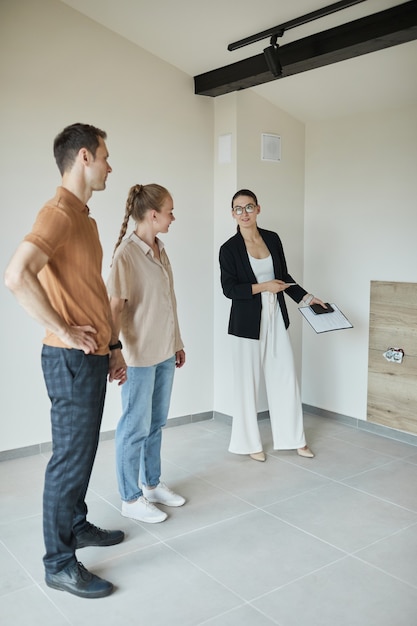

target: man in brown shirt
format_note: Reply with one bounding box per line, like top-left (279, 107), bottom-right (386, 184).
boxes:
top-left (4, 123), bottom-right (127, 598)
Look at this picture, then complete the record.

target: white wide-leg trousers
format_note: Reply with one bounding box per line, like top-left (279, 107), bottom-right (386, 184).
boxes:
top-left (229, 295), bottom-right (306, 454)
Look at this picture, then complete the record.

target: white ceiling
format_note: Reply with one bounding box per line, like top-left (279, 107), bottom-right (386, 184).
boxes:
top-left (60, 0), bottom-right (417, 122)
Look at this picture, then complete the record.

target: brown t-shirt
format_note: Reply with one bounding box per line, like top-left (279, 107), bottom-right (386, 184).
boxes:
top-left (24, 187), bottom-right (111, 355)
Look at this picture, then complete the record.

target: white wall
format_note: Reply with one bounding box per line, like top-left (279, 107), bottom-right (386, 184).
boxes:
top-left (213, 94), bottom-right (238, 415)
top-left (213, 90), bottom-right (306, 416)
top-left (2, 0), bottom-right (416, 453)
top-left (0, 0), bottom-right (214, 451)
top-left (302, 106), bottom-right (417, 419)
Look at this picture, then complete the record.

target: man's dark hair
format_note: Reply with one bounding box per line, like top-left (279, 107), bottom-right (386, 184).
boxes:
top-left (53, 123), bottom-right (107, 175)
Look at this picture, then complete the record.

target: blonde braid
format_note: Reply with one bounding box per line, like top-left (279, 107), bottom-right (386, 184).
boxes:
top-left (111, 184), bottom-right (143, 265)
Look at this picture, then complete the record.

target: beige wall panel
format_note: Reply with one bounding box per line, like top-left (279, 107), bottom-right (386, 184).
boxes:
top-left (367, 281), bottom-right (417, 434)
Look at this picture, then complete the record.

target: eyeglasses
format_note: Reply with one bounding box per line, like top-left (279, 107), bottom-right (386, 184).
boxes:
top-left (232, 203), bottom-right (256, 215)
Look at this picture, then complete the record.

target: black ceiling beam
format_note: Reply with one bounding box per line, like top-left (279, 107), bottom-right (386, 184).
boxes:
top-left (194, 1), bottom-right (417, 97)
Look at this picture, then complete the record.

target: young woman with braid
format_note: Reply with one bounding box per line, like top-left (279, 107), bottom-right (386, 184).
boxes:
top-left (107, 184), bottom-right (186, 523)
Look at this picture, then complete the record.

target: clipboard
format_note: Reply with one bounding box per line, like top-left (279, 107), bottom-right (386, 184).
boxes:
top-left (299, 303), bottom-right (353, 334)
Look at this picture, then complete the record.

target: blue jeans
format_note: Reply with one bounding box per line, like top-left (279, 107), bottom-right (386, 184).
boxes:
top-left (41, 346), bottom-right (108, 573)
top-left (116, 355), bottom-right (176, 502)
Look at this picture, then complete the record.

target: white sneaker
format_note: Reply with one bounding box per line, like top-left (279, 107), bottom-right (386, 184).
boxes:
top-left (142, 482), bottom-right (186, 507)
top-left (121, 496), bottom-right (167, 523)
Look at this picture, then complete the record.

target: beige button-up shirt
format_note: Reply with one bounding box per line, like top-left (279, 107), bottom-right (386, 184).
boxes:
top-left (107, 232), bottom-right (183, 367)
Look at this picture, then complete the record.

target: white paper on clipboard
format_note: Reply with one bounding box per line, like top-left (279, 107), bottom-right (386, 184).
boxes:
top-left (299, 303), bottom-right (353, 334)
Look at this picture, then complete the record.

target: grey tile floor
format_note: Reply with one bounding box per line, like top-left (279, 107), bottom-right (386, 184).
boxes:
top-left (1, 412), bottom-right (417, 625)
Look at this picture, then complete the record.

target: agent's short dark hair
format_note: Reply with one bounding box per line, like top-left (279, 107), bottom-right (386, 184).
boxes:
top-left (53, 123), bottom-right (107, 175)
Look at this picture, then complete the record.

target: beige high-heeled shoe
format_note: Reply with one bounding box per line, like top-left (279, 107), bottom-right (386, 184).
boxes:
top-left (297, 446), bottom-right (314, 458)
top-left (249, 451), bottom-right (266, 462)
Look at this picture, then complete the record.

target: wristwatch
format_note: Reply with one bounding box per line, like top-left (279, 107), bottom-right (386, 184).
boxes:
top-left (109, 340), bottom-right (123, 350)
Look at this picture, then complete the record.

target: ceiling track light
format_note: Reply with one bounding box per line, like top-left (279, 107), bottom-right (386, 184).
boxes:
top-left (263, 34), bottom-right (283, 77)
top-left (227, 0), bottom-right (368, 51)
top-left (232, 1), bottom-right (368, 80)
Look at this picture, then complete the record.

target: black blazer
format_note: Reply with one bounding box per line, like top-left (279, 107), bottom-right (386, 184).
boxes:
top-left (219, 228), bottom-right (307, 339)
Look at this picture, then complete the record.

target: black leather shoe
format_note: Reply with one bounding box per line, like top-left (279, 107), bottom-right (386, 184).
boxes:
top-left (75, 522), bottom-right (125, 549)
top-left (45, 561), bottom-right (113, 598)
